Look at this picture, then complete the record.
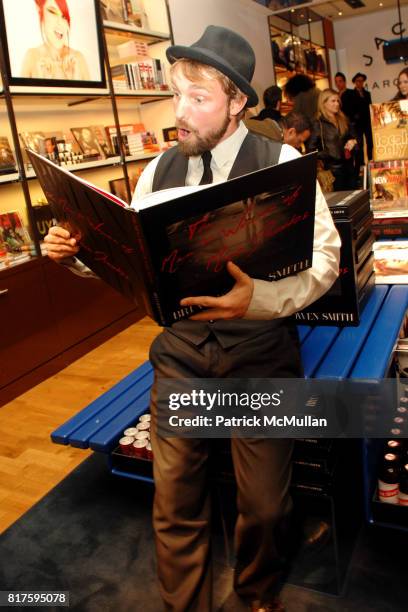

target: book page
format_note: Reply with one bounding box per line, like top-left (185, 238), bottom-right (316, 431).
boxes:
top-left (133, 183), bottom-right (213, 212)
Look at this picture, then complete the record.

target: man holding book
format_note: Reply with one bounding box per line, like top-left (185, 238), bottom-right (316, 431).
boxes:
top-left (45, 25), bottom-right (340, 612)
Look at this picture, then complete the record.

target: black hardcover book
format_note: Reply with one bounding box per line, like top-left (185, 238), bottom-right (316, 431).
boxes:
top-left (325, 189), bottom-right (370, 221)
top-left (28, 149), bottom-right (317, 326)
top-left (295, 216), bottom-right (375, 326)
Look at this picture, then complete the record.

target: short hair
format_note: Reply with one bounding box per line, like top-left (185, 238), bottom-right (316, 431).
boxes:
top-left (281, 111), bottom-right (312, 134)
top-left (284, 74), bottom-right (315, 98)
top-left (170, 58), bottom-right (245, 104)
top-left (335, 72), bottom-right (346, 80)
top-left (263, 85), bottom-right (282, 109)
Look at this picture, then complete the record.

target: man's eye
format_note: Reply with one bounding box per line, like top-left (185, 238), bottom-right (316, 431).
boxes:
top-left (195, 97), bottom-right (204, 104)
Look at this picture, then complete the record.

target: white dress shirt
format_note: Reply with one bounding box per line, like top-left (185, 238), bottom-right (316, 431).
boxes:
top-left (132, 122), bottom-right (341, 320)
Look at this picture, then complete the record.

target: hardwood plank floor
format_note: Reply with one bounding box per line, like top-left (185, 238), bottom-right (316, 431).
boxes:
top-left (0, 316), bottom-right (160, 534)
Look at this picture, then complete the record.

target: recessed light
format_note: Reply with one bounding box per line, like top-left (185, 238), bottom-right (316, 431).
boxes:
top-left (291, 8), bottom-right (295, 12)
top-left (338, 11), bottom-right (343, 15)
top-left (379, 2), bottom-right (383, 5)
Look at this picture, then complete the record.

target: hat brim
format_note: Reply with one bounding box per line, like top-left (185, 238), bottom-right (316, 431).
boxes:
top-left (166, 45), bottom-right (259, 107)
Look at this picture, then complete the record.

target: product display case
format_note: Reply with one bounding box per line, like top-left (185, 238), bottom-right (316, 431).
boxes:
top-left (0, 0), bottom-right (174, 402)
top-left (269, 8), bottom-right (332, 112)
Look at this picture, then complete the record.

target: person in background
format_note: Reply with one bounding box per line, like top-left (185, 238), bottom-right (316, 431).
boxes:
top-left (307, 88), bottom-right (358, 191)
top-left (246, 108), bottom-right (311, 150)
top-left (244, 85), bottom-right (283, 140)
top-left (392, 67), bottom-right (408, 100)
top-left (21, 0), bottom-right (90, 81)
top-left (280, 111), bottom-right (312, 150)
top-left (284, 74), bottom-right (320, 121)
top-left (44, 25), bottom-right (340, 612)
top-left (351, 72), bottom-right (373, 162)
top-left (334, 71), bottom-right (355, 122)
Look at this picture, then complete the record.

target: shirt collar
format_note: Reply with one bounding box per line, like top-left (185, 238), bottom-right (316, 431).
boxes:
top-left (190, 121), bottom-right (248, 172)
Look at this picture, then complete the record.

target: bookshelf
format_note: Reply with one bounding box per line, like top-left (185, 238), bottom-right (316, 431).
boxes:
top-left (0, 0), bottom-right (173, 402)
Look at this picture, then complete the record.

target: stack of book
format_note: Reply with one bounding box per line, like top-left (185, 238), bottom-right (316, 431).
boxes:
top-left (111, 58), bottom-right (168, 92)
top-left (369, 159), bottom-right (408, 239)
top-left (295, 190), bottom-right (375, 326)
top-left (105, 123), bottom-right (160, 156)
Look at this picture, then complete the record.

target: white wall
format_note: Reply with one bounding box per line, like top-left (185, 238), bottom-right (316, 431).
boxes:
top-left (167, 0), bottom-right (274, 112)
top-left (334, 6), bottom-right (408, 103)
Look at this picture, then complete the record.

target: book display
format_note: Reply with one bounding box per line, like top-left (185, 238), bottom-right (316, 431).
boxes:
top-left (0, 0), bottom-right (172, 254)
top-left (295, 190), bottom-right (375, 326)
top-left (0, 0), bottom-right (173, 398)
top-left (268, 8), bottom-right (331, 111)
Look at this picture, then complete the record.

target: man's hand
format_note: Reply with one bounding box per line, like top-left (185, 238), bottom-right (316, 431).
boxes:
top-left (43, 225), bottom-right (79, 262)
top-left (180, 261), bottom-right (254, 321)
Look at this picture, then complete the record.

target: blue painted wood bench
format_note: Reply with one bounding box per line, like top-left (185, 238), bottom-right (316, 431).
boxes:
top-left (51, 284), bottom-right (408, 525)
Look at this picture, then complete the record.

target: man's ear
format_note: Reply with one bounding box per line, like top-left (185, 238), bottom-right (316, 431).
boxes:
top-left (229, 94), bottom-right (248, 117)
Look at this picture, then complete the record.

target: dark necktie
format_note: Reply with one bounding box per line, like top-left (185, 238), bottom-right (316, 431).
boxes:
top-left (199, 150), bottom-right (213, 185)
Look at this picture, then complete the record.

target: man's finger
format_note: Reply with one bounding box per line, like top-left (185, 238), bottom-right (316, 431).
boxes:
top-left (180, 295), bottom-right (222, 308)
top-left (226, 260), bottom-right (247, 282)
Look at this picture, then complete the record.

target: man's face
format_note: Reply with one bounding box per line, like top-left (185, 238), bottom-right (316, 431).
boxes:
top-left (283, 128), bottom-right (311, 149)
top-left (171, 64), bottom-right (244, 156)
top-left (335, 76), bottom-right (346, 92)
top-left (354, 77), bottom-right (365, 90)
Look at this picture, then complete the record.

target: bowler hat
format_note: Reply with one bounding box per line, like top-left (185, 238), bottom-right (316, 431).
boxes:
top-left (352, 72), bottom-right (367, 83)
top-left (166, 25), bottom-right (259, 107)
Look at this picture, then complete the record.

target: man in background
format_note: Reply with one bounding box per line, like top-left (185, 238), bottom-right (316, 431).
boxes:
top-left (245, 85), bottom-right (283, 140)
top-left (334, 71), bottom-right (355, 122)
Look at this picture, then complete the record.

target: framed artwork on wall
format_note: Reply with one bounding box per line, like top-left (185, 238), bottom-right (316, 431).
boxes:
top-left (0, 0), bottom-right (106, 90)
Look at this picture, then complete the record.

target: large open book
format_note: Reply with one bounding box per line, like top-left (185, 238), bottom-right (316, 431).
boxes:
top-left (28, 149), bottom-right (317, 326)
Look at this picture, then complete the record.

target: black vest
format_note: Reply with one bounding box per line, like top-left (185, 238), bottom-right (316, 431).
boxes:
top-left (153, 132), bottom-right (290, 348)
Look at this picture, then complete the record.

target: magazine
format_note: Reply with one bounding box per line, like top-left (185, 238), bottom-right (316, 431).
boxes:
top-left (370, 100), bottom-right (408, 161)
top-left (27, 149), bottom-right (317, 326)
top-left (373, 240), bottom-right (408, 284)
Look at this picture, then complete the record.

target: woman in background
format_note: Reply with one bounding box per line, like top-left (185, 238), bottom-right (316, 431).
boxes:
top-left (21, 0), bottom-right (89, 80)
top-left (307, 88), bottom-right (358, 191)
top-left (392, 67), bottom-right (408, 100)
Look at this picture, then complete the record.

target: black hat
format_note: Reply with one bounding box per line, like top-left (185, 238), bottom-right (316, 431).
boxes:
top-left (166, 25), bottom-right (259, 107)
top-left (352, 72), bottom-right (367, 83)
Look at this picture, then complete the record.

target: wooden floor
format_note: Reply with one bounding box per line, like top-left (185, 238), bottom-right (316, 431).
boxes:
top-left (0, 316), bottom-right (160, 535)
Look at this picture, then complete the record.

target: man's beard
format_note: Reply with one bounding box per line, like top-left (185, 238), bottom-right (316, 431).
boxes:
top-left (177, 111), bottom-right (231, 157)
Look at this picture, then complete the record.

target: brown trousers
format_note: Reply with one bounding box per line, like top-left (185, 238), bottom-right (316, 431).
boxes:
top-left (149, 326), bottom-right (301, 612)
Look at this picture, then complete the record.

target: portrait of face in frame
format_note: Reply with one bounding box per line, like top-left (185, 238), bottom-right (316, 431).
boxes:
top-left (0, 0), bottom-right (106, 89)
top-left (109, 173), bottom-right (141, 204)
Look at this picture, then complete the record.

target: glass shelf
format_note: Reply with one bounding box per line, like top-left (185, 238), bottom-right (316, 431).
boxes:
top-left (103, 21), bottom-right (170, 45)
top-left (24, 151), bottom-right (159, 179)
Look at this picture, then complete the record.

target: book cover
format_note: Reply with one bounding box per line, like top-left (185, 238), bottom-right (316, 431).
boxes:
top-left (324, 189), bottom-right (370, 221)
top-left (370, 100), bottom-right (408, 161)
top-left (0, 136), bottom-right (16, 174)
top-left (70, 127), bottom-right (106, 159)
top-left (0, 211), bottom-right (32, 254)
top-left (27, 149), bottom-right (317, 326)
top-left (369, 159), bottom-right (408, 211)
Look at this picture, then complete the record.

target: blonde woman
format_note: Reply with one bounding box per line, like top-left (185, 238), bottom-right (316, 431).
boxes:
top-left (307, 88), bottom-right (358, 191)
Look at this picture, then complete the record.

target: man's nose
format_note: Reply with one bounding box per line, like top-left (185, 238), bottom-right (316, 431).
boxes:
top-left (174, 96), bottom-right (189, 119)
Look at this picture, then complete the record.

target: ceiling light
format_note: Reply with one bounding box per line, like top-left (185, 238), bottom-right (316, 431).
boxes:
top-left (379, 2), bottom-right (383, 5)
top-left (291, 8), bottom-right (295, 12)
top-left (338, 11), bottom-right (343, 15)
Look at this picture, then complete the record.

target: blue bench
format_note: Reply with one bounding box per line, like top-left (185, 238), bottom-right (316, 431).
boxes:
top-left (51, 284), bottom-right (408, 526)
